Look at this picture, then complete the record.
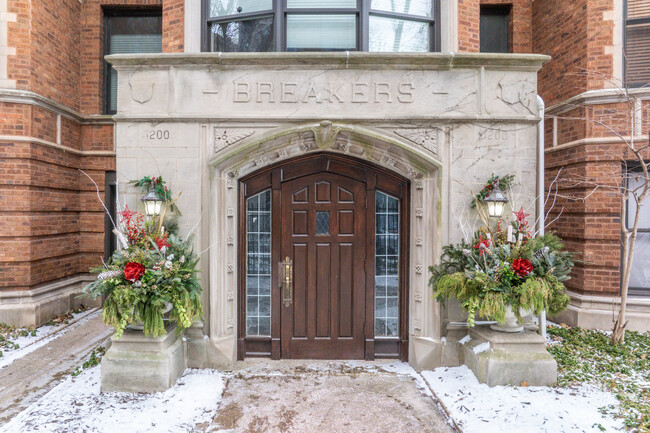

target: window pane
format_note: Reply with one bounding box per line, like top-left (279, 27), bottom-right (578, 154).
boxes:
top-left (630, 233), bottom-right (650, 290)
top-left (371, 0), bottom-right (433, 17)
top-left (369, 15), bottom-right (428, 52)
top-left (287, 14), bottom-right (357, 51)
top-left (480, 7), bottom-right (510, 53)
top-left (626, 174), bottom-right (650, 229)
top-left (288, 0), bottom-right (357, 8)
top-left (375, 191), bottom-right (400, 337)
top-left (210, 17), bottom-right (274, 52)
top-left (209, 0), bottom-right (272, 17)
top-left (627, 0), bottom-right (650, 20)
top-left (625, 22), bottom-right (650, 87)
top-left (106, 15), bottom-right (162, 114)
top-left (246, 190), bottom-right (272, 336)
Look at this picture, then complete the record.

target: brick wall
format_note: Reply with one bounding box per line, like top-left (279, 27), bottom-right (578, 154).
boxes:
top-left (0, 0), bottom-right (165, 304)
top-left (458, 0), bottom-right (532, 54)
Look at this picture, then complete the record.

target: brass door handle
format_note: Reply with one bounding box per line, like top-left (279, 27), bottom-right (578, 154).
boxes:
top-left (279, 257), bottom-right (293, 307)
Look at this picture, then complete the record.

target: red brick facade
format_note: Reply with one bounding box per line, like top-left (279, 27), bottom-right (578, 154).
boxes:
top-left (0, 0), bottom-right (645, 325)
top-left (0, 0), bottom-right (183, 324)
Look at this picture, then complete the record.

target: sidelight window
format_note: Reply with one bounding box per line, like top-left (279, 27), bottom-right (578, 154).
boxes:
top-left (246, 190), bottom-right (272, 336)
top-left (203, 0), bottom-right (438, 52)
top-left (375, 191), bottom-right (400, 337)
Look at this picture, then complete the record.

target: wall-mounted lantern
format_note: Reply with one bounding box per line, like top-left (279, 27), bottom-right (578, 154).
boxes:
top-left (141, 186), bottom-right (164, 217)
top-left (483, 185), bottom-right (509, 218)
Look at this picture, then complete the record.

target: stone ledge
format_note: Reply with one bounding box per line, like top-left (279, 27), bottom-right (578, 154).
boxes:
top-left (0, 275), bottom-right (101, 327)
top-left (107, 52), bottom-right (550, 71)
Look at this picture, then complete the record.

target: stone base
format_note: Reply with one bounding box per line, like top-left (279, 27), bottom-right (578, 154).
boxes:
top-left (461, 325), bottom-right (557, 387)
top-left (101, 324), bottom-right (186, 393)
top-left (0, 275), bottom-right (101, 327)
top-left (553, 291), bottom-right (650, 332)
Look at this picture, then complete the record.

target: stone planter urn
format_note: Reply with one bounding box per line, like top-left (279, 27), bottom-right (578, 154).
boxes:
top-left (490, 306), bottom-right (526, 333)
top-left (126, 302), bottom-right (173, 332)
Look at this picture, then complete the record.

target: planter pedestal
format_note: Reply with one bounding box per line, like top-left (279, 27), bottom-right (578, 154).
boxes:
top-left (101, 324), bottom-right (187, 393)
top-left (462, 325), bottom-right (557, 387)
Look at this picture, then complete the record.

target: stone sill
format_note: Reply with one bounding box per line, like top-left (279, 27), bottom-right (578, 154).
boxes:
top-left (106, 52), bottom-right (550, 71)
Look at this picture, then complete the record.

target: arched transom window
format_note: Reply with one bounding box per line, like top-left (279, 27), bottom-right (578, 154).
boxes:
top-left (202, 0), bottom-right (439, 52)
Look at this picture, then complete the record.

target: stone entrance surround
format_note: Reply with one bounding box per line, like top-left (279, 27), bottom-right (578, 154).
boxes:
top-left (108, 52), bottom-right (548, 374)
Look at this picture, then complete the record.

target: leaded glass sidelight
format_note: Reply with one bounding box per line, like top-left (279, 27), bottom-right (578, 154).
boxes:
top-left (246, 190), bottom-right (272, 336)
top-left (375, 191), bottom-right (400, 337)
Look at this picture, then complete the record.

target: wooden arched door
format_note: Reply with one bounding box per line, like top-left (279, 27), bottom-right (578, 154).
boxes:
top-left (238, 154), bottom-right (409, 360)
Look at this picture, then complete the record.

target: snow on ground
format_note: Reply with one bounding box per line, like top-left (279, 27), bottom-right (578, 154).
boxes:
top-left (1, 367), bottom-right (225, 433)
top-left (422, 366), bottom-right (624, 433)
top-left (0, 309), bottom-right (100, 370)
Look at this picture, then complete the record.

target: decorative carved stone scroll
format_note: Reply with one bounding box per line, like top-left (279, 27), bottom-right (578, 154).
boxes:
top-left (394, 128), bottom-right (440, 156)
top-left (214, 128), bottom-right (255, 153)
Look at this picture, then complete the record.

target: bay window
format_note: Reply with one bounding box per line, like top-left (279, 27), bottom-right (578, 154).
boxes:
top-left (203, 0), bottom-right (439, 52)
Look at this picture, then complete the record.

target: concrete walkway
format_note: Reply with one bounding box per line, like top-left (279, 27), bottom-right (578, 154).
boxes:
top-left (0, 312), bottom-right (112, 424)
top-left (203, 360), bottom-right (457, 433)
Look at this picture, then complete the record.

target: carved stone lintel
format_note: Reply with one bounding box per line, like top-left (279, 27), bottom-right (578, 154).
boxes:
top-left (312, 120), bottom-right (341, 149)
top-left (394, 128), bottom-right (440, 156)
top-left (214, 128), bottom-right (255, 153)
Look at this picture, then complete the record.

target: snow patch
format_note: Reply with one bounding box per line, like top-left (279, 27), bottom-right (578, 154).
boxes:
top-left (0, 309), bottom-right (101, 370)
top-left (421, 366), bottom-right (624, 433)
top-left (459, 335), bottom-right (472, 344)
top-left (472, 342), bottom-right (491, 354)
top-left (3, 367), bottom-right (225, 433)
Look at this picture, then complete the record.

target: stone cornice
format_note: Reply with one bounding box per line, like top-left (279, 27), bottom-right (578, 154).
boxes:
top-left (0, 89), bottom-right (114, 125)
top-left (546, 87), bottom-right (650, 115)
top-left (106, 52), bottom-right (550, 71)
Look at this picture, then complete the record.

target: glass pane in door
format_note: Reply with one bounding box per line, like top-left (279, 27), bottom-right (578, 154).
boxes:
top-left (375, 191), bottom-right (400, 337)
top-left (246, 190), bottom-right (272, 336)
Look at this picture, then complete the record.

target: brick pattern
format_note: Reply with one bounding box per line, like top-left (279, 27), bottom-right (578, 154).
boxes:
top-left (163, 0), bottom-right (184, 53)
top-left (458, 0), bottom-right (532, 54)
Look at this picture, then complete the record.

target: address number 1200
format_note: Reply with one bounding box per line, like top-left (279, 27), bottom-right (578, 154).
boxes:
top-left (145, 129), bottom-right (170, 140)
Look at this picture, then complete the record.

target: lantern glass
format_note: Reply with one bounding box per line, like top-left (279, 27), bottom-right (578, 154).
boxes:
top-left (144, 199), bottom-right (163, 216)
top-left (483, 185), bottom-right (509, 218)
top-left (142, 186), bottom-right (164, 216)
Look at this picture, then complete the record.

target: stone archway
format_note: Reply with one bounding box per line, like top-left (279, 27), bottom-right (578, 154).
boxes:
top-left (205, 121), bottom-right (446, 370)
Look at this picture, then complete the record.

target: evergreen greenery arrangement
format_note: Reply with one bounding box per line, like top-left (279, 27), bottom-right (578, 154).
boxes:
top-left (84, 197), bottom-right (202, 338)
top-left (429, 208), bottom-right (574, 327)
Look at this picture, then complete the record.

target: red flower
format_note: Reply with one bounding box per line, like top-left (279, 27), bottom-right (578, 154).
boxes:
top-left (155, 235), bottom-right (170, 250)
top-left (473, 235), bottom-right (491, 256)
top-left (512, 258), bottom-right (533, 277)
top-left (124, 262), bottom-right (146, 282)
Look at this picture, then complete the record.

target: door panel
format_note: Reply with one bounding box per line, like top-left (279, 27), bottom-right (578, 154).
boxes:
top-left (281, 173), bottom-right (366, 359)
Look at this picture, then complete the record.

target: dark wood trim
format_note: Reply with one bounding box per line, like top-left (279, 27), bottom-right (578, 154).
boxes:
top-left (238, 152), bottom-right (410, 360)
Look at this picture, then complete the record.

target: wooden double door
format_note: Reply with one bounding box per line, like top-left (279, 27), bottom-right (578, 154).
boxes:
top-left (238, 154), bottom-right (409, 360)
